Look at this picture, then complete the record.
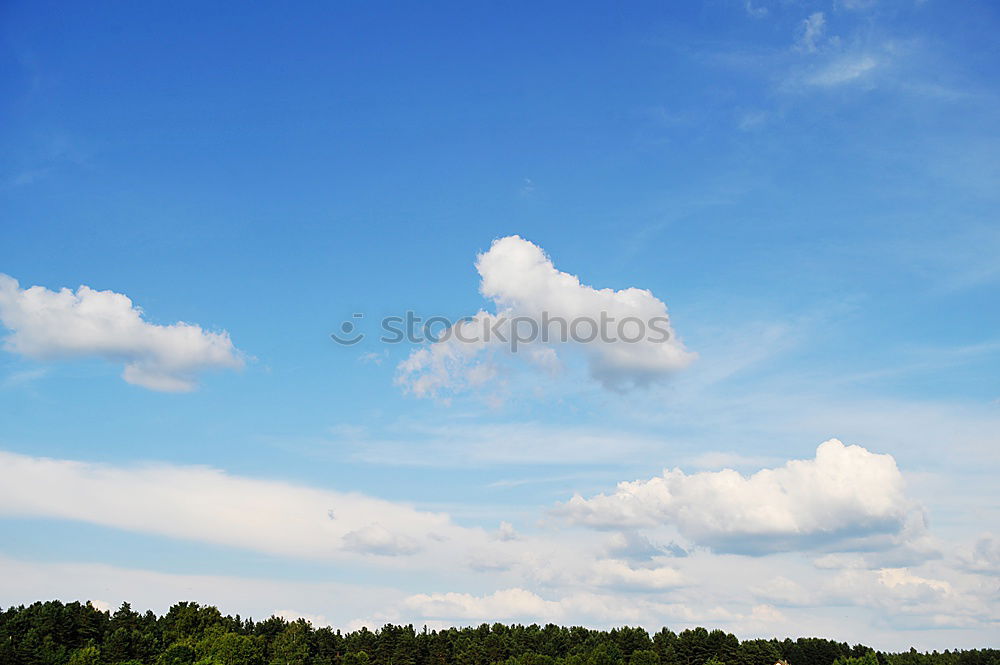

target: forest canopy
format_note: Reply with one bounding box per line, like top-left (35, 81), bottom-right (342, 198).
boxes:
top-left (1, 600), bottom-right (995, 665)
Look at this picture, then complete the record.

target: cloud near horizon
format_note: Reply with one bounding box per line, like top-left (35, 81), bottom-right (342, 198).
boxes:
top-left (396, 236), bottom-right (695, 398)
top-left (402, 588), bottom-right (566, 621)
top-left (0, 442), bottom-right (992, 641)
top-left (0, 274), bottom-right (243, 391)
top-left (0, 450), bottom-right (470, 560)
top-left (556, 439), bottom-right (924, 555)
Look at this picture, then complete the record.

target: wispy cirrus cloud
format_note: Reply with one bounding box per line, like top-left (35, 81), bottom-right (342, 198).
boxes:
top-left (795, 12), bottom-right (828, 54)
top-left (0, 450), bottom-right (471, 561)
top-left (805, 54), bottom-right (879, 86)
top-left (335, 420), bottom-right (665, 467)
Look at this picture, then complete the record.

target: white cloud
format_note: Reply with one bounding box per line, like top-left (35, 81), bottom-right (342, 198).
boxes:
top-left (495, 521), bottom-right (518, 541)
top-left (0, 274), bottom-right (243, 391)
top-left (745, 1), bottom-right (767, 19)
top-left (403, 588), bottom-right (565, 621)
top-left (89, 599), bottom-right (113, 613)
top-left (604, 531), bottom-right (687, 561)
top-left (835, 0), bottom-right (877, 10)
top-left (878, 567), bottom-right (951, 593)
top-left (0, 555), bottom-right (399, 629)
top-left (822, 566), bottom-right (994, 630)
top-left (0, 449), bottom-right (475, 561)
top-left (398, 587), bottom-right (678, 625)
top-left (589, 559), bottom-right (684, 591)
top-left (0, 442), bottom-right (991, 644)
top-left (736, 604), bottom-right (787, 633)
top-left (0, 367), bottom-right (48, 389)
top-left (343, 524), bottom-right (422, 556)
top-left (796, 13), bottom-right (827, 53)
top-left (957, 533), bottom-right (1000, 575)
top-left (341, 420), bottom-right (664, 467)
top-left (396, 236), bottom-right (695, 397)
top-left (737, 110), bottom-right (770, 131)
top-left (750, 575), bottom-right (816, 606)
top-left (358, 350), bottom-right (388, 365)
top-left (272, 609), bottom-right (334, 627)
top-left (806, 55), bottom-right (878, 86)
top-left (5, 552), bottom-right (994, 649)
top-left (396, 587), bottom-right (744, 629)
top-left (556, 439), bottom-right (922, 554)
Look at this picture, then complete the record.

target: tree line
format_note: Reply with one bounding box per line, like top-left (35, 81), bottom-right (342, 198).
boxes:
top-left (0, 600), bottom-right (995, 665)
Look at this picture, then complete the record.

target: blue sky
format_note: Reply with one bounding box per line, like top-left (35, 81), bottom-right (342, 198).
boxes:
top-left (1, 0), bottom-right (998, 651)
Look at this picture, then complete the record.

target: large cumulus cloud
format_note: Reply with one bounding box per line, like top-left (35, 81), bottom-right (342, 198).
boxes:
top-left (397, 236), bottom-right (695, 397)
top-left (556, 439), bottom-right (924, 554)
